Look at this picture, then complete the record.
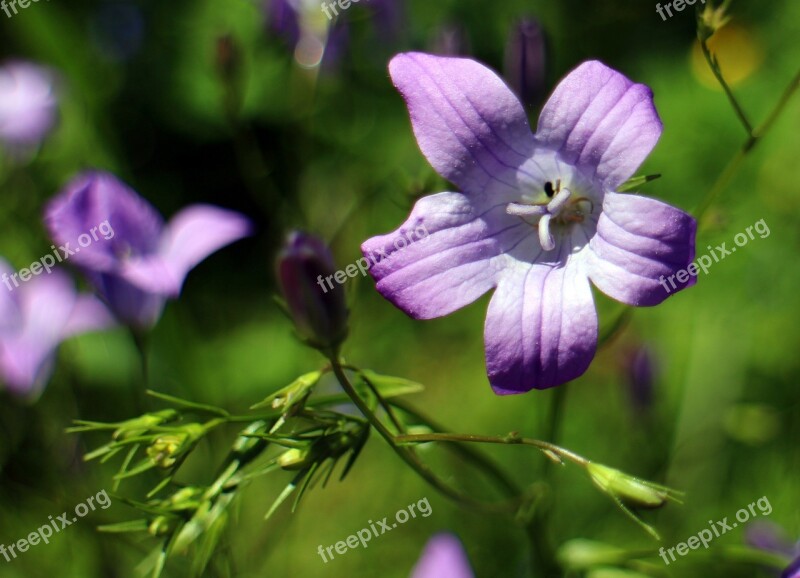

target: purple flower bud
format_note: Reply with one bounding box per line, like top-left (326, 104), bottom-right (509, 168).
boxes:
top-left (504, 18), bottom-right (546, 109)
top-left (277, 232), bottom-right (348, 351)
top-left (0, 60), bottom-right (58, 148)
top-left (265, 0), bottom-right (301, 48)
top-left (430, 24), bottom-right (470, 56)
top-left (625, 345), bottom-right (656, 411)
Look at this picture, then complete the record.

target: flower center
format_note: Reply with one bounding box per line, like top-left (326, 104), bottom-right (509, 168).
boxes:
top-left (506, 179), bottom-right (595, 251)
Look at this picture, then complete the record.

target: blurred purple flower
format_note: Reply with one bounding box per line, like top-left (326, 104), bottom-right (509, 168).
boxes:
top-left (0, 61), bottom-right (58, 147)
top-left (410, 534), bottom-right (474, 578)
top-left (44, 171), bottom-right (252, 330)
top-left (504, 17), bottom-right (547, 109)
top-left (264, 0), bottom-right (401, 69)
top-left (362, 54), bottom-right (697, 394)
top-left (0, 260), bottom-right (113, 397)
top-left (277, 231), bottom-right (348, 351)
top-left (266, 0), bottom-right (301, 48)
top-left (746, 522), bottom-right (800, 578)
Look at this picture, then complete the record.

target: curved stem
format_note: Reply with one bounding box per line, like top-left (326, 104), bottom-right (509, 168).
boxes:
top-left (393, 432), bottom-right (589, 467)
top-left (389, 399), bottom-right (521, 498)
top-left (328, 357), bottom-right (517, 514)
top-left (699, 39), bottom-right (753, 136)
top-left (695, 67), bottom-right (800, 224)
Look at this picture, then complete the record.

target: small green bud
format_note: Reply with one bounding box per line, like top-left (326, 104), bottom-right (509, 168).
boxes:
top-left (277, 447), bottom-right (315, 470)
top-left (252, 372), bottom-right (321, 411)
top-left (557, 539), bottom-right (626, 571)
top-left (148, 516), bottom-right (174, 537)
top-left (698, 1), bottom-right (732, 41)
top-left (146, 424), bottom-right (205, 469)
top-left (113, 409), bottom-right (180, 440)
top-left (586, 463), bottom-right (672, 509)
top-left (147, 434), bottom-right (188, 467)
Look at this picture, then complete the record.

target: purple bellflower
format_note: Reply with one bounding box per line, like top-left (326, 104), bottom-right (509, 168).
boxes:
top-left (0, 60), bottom-right (58, 148)
top-left (362, 54), bottom-right (697, 394)
top-left (0, 260), bottom-right (113, 397)
top-left (44, 171), bottom-right (252, 330)
top-left (410, 534), bottom-right (474, 578)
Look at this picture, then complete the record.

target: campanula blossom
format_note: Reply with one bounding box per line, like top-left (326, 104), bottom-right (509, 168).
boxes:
top-left (44, 171), bottom-right (252, 329)
top-left (410, 534), bottom-right (474, 578)
top-left (362, 54), bottom-right (696, 394)
top-left (0, 260), bottom-right (113, 397)
top-left (0, 60), bottom-right (58, 147)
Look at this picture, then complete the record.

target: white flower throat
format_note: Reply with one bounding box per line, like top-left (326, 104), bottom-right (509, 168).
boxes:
top-left (506, 179), bottom-right (595, 251)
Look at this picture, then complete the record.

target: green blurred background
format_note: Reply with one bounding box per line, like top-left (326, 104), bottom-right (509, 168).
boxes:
top-left (1, 0), bottom-right (798, 576)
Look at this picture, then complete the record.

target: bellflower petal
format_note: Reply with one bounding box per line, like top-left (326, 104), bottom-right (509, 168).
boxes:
top-left (362, 192), bottom-right (529, 319)
top-left (120, 205), bottom-right (253, 296)
top-left (586, 193), bottom-right (697, 306)
top-left (411, 534), bottom-right (474, 578)
top-left (0, 262), bottom-right (113, 396)
top-left (45, 170), bottom-right (164, 273)
top-left (389, 52), bottom-right (536, 201)
top-left (535, 60), bottom-right (662, 190)
top-left (484, 250), bottom-right (597, 394)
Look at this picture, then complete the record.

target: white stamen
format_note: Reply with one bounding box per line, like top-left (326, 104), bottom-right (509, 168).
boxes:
top-left (538, 214), bottom-right (555, 251)
top-left (506, 203), bottom-right (548, 217)
top-left (547, 187), bottom-right (572, 214)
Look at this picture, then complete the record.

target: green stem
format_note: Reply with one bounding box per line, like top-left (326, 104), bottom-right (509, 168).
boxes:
top-left (393, 432), bottom-right (589, 467)
top-left (389, 399), bottom-right (521, 498)
top-left (329, 357), bottom-right (516, 514)
top-left (699, 38), bottom-right (753, 136)
top-left (695, 66), bottom-right (800, 224)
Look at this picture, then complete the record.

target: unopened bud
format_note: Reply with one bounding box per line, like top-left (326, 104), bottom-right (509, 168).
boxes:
top-left (587, 463), bottom-right (672, 509)
top-left (504, 17), bottom-right (547, 109)
top-left (146, 424), bottom-right (204, 468)
top-left (698, 1), bottom-right (732, 41)
top-left (557, 539), bottom-right (626, 570)
top-left (148, 516), bottom-right (174, 537)
top-left (277, 447), bottom-right (314, 470)
top-left (276, 231), bottom-right (349, 352)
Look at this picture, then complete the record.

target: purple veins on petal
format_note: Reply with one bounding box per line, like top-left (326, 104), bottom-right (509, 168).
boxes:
top-left (363, 53), bottom-right (697, 394)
